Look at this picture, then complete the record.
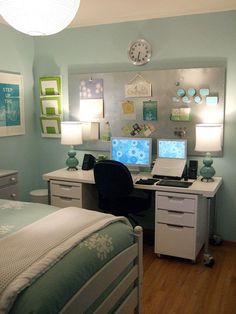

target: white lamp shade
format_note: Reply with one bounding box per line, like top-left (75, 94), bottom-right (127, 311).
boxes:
top-left (61, 121), bottom-right (82, 145)
top-left (82, 122), bottom-right (99, 141)
top-left (195, 124), bottom-right (222, 152)
top-left (0, 0), bottom-right (80, 36)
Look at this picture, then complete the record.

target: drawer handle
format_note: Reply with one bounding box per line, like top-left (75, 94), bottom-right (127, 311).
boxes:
top-left (60, 196), bottom-right (73, 201)
top-left (10, 177), bottom-right (16, 182)
top-left (11, 193), bottom-right (17, 198)
top-left (167, 224), bottom-right (184, 230)
top-left (167, 210), bottom-right (183, 215)
top-left (168, 197), bottom-right (185, 202)
top-left (59, 185), bottom-right (72, 189)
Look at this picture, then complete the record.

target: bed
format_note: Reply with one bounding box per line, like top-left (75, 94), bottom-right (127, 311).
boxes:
top-left (0, 199), bottom-right (143, 314)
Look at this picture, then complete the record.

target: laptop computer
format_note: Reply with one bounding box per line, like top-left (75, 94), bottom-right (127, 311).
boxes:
top-left (151, 139), bottom-right (187, 178)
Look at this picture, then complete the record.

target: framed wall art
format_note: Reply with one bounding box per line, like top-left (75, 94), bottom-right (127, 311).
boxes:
top-left (0, 72), bottom-right (25, 137)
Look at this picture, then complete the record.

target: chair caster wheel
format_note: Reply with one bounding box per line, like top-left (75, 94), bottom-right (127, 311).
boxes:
top-left (210, 234), bottom-right (223, 246)
top-left (203, 254), bottom-right (215, 267)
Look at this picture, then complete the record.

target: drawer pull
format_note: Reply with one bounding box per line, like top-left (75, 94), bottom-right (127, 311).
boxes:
top-left (168, 210), bottom-right (183, 215)
top-left (10, 177), bottom-right (16, 182)
top-left (60, 196), bottom-right (73, 201)
top-left (11, 193), bottom-right (17, 198)
top-left (168, 197), bottom-right (185, 202)
top-left (167, 224), bottom-right (184, 230)
top-left (59, 185), bottom-right (73, 189)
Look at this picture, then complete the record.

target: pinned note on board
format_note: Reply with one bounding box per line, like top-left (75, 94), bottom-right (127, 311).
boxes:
top-left (206, 96), bottom-right (218, 106)
top-left (170, 107), bottom-right (191, 121)
top-left (194, 95), bottom-right (202, 104)
top-left (187, 88), bottom-right (196, 97)
top-left (176, 88), bottom-right (185, 97)
top-left (199, 88), bottom-right (210, 96)
top-left (143, 100), bottom-right (158, 121)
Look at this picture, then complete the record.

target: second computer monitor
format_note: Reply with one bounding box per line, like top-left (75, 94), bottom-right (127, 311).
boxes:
top-left (157, 139), bottom-right (187, 159)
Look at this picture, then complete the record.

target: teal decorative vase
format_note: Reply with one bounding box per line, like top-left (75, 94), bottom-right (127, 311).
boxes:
top-left (200, 152), bottom-right (215, 182)
top-left (66, 149), bottom-right (79, 171)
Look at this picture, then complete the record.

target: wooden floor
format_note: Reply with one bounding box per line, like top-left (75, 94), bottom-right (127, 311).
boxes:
top-left (142, 239), bottom-right (236, 314)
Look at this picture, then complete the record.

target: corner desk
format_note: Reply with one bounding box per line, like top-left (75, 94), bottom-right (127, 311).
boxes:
top-left (43, 168), bottom-right (222, 264)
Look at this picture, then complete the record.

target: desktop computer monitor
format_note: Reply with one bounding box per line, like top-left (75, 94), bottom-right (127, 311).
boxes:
top-left (157, 139), bottom-right (187, 159)
top-left (110, 137), bottom-right (152, 171)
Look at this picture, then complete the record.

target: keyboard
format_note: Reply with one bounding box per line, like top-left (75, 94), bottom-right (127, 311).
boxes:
top-left (152, 175), bottom-right (181, 180)
top-left (157, 180), bottom-right (193, 188)
top-left (135, 178), bottom-right (159, 185)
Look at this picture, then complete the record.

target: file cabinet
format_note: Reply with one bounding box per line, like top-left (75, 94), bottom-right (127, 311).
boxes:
top-left (0, 170), bottom-right (18, 200)
top-left (50, 179), bottom-right (98, 210)
top-left (155, 191), bottom-right (207, 262)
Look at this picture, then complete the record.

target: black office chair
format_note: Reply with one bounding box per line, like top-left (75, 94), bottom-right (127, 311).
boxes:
top-left (93, 160), bottom-right (151, 225)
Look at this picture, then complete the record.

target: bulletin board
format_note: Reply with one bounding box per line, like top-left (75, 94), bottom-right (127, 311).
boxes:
top-left (68, 67), bottom-right (225, 156)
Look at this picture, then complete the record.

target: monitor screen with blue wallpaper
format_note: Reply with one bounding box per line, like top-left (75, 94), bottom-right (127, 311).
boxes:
top-left (111, 137), bottom-right (152, 168)
top-left (157, 139), bottom-right (187, 159)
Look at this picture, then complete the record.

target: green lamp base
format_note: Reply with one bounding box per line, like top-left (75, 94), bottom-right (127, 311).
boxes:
top-left (200, 152), bottom-right (215, 182)
top-left (66, 149), bottom-right (79, 171)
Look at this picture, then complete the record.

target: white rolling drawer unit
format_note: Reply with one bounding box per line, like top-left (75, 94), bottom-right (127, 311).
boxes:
top-left (50, 180), bottom-right (82, 208)
top-left (0, 170), bottom-right (18, 200)
top-left (50, 179), bottom-right (98, 210)
top-left (155, 191), bottom-right (207, 262)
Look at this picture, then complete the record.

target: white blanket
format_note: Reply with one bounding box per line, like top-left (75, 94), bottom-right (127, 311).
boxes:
top-left (0, 207), bottom-right (130, 313)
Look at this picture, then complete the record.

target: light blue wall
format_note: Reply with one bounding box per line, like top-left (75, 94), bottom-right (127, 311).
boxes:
top-left (0, 11), bottom-right (236, 241)
top-left (33, 11), bottom-right (236, 241)
top-left (0, 24), bottom-right (39, 199)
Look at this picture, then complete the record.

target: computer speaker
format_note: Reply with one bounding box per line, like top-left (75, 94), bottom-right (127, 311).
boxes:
top-left (82, 154), bottom-right (96, 170)
top-left (182, 164), bottom-right (188, 180)
top-left (188, 160), bottom-right (198, 179)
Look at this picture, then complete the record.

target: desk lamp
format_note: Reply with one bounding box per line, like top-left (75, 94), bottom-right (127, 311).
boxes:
top-left (61, 121), bottom-right (82, 171)
top-left (195, 124), bottom-right (222, 182)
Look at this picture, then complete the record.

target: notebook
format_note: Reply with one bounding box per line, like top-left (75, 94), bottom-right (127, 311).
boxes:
top-left (151, 139), bottom-right (187, 178)
top-left (151, 158), bottom-right (186, 178)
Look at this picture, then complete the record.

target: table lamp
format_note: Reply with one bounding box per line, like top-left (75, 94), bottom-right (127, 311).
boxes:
top-left (195, 124), bottom-right (222, 182)
top-left (61, 121), bottom-right (82, 171)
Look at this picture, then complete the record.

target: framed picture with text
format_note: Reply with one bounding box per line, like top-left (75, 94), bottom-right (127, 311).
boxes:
top-left (0, 72), bottom-right (25, 137)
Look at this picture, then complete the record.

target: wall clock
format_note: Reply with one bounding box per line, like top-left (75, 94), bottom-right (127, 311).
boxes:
top-left (128, 39), bottom-right (152, 66)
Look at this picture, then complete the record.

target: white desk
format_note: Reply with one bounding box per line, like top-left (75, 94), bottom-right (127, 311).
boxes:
top-left (43, 168), bottom-right (98, 210)
top-left (43, 168), bottom-right (222, 264)
top-left (43, 168), bottom-right (222, 197)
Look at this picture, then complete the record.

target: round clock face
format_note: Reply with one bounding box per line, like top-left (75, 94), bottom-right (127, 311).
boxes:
top-left (128, 39), bottom-right (151, 65)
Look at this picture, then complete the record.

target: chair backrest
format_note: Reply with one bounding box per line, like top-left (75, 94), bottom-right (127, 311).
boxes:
top-left (93, 160), bottom-right (133, 198)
